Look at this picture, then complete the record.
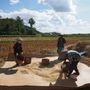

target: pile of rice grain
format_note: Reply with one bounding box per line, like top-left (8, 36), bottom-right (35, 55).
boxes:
top-left (24, 62), bottom-right (62, 82)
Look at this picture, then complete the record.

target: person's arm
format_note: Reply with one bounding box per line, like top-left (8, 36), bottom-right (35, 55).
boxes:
top-left (13, 43), bottom-right (18, 56)
top-left (57, 38), bottom-right (60, 48)
top-left (63, 38), bottom-right (66, 44)
top-left (63, 53), bottom-right (68, 62)
top-left (20, 44), bottom-right (23, 54)
top-left (13, 43), bottom-right (17, 52)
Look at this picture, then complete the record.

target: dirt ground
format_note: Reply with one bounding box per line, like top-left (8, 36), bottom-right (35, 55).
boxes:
top-left (0, 39), bottom-right (90, 89)
top-left (0, 56), bottom-right (90, 87)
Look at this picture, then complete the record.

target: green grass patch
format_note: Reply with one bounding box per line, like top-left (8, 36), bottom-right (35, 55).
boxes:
top-left (0, 40), bottom-right (15, 43)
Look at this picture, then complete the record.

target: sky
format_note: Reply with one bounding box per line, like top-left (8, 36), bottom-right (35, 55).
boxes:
top-left (0, 0), bottom-right (90, 34)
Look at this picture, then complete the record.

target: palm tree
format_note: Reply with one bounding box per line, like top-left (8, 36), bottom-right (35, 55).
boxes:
top-left (29, 18), bottom-right (35, 28)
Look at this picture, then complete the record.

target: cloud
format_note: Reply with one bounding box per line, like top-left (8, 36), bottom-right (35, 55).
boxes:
top-left (9, 0), bottom-right (20, 5)
top-left (38, 0), bottom-right (77, 13)
top-left (0, 8), bottom-right (90, 34)
top-left (0, 8), bottom-right (62, 30)
top-left (38, 0), bottom-right (77, 25)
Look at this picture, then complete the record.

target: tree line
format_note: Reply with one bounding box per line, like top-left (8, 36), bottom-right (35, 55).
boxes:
top-left (0, 16), bottom-right (41, 35)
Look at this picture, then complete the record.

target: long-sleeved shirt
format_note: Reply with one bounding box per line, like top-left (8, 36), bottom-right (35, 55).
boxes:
top-left (57, 37), bottom-right (66, 48)
top-left (13, 42), bottom-right (23, 54)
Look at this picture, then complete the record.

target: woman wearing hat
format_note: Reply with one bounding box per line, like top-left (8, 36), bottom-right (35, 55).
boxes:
top-left (13, 37), bottom-right (23, 66)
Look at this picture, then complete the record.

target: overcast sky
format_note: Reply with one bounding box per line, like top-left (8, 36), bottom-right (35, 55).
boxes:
top-left (0, 0), bottom-right (90, 34)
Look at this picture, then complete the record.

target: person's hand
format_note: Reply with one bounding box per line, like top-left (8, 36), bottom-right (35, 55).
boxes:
top-left (16, 53), bottom-right (18, 56)
top-left (21, 52), bottom-right (23, 55)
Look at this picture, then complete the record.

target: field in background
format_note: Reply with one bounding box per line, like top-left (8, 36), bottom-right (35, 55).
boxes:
top-left (0, 36), bottom-right (90, 58)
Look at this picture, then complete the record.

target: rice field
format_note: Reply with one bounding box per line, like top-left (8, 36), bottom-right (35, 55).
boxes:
top-left (0, 36), bottom-right (90, 58)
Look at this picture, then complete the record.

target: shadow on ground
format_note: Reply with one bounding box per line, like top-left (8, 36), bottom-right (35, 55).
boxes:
top-left (0, 67), bottom-right (18, 75)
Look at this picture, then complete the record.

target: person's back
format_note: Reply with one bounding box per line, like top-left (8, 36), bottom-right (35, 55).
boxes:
top-left (67, 50), bottom-right (81, 63)
top-left (13, 42), bottom-right (23, 55)
top-left (57, 37), bottom-right (66, 48)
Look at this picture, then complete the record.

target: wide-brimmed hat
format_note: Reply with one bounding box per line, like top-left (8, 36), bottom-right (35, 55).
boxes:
top-left (16, 37), bottom-right (23, 41)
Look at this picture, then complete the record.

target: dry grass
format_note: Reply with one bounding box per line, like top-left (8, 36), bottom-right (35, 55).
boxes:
top-left (0, 37), bottom-right (90, 67)
top-left (0, 39), bottom-right (79, 57)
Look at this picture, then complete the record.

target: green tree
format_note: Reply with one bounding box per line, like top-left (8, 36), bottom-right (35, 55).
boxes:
top-left (28, 18), bottom-right (35, 28)
top-left (16, 16), bottom-right (25, 34)
top-left (0, 16), bottom-right (2, 19)
top-left (0, 17), bottom-right (41, 35)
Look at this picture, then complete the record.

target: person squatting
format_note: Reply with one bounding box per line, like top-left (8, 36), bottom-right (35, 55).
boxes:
top-left (59, 50), bottom-right (85, 78)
